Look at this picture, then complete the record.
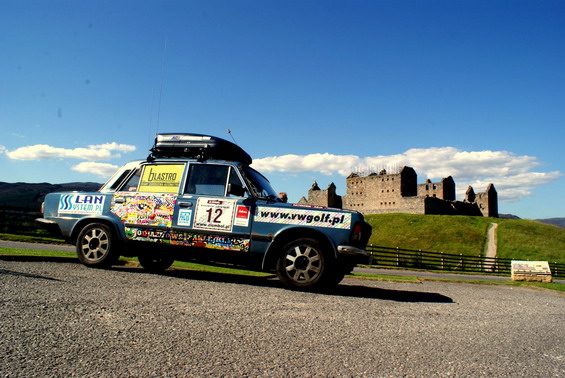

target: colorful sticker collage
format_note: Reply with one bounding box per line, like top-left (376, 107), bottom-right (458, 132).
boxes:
top-left (111, 194), bottom-right (177, 227)
top-left (125, 227), bottom-right (250, 252)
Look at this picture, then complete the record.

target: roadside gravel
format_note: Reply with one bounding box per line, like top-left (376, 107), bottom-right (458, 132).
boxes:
top-left (1, 259), bottom-right (564, 376)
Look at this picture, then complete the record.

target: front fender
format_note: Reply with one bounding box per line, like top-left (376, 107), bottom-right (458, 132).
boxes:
top-left (260, 226), bottom-right (337, 271)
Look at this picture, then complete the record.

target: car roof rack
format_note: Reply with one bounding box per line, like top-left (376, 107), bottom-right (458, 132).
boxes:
top-left (148, 133), bottom-right (252, 165)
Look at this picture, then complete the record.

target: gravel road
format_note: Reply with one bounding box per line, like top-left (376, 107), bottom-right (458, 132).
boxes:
top-left (1, 258), bottom-right (564, 376)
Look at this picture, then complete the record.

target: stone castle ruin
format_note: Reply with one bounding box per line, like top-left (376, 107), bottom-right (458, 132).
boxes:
top-left (298, 166), bottom-right (498, 217)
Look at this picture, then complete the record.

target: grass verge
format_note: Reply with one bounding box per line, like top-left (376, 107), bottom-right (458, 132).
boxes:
top-left (0, 233), bottom-right (65, 244)
top-left (0, 247), bottom-right (271, 277)
top-left (1, 247), bottom-right (563, 292)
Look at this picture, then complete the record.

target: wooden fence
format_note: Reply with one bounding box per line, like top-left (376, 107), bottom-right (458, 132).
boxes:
top-left (365, 245), bottom-right (565, 278)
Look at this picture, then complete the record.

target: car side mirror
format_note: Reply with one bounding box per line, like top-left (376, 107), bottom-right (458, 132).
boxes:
top-left (228, 183), bottom-right (247, 197)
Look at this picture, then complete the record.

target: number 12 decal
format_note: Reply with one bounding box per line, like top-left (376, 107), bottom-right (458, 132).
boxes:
top-left (193, 198), bottom-right (236, 232)
top-left (206, 208), bottom-right (223, 223)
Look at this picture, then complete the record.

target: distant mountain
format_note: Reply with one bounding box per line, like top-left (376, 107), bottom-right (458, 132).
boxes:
top-left (0, 182), bottom-right (102, 210)
top-left (536, 218), bottom-right (565, 229)
top-left (498, 214), bottom-right (521, 220)
top-left (498, 214), bottom-right (564, 228)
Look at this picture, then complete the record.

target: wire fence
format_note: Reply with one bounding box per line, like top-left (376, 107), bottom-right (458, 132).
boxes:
top-left (365, 245), bottom-right (565, 278)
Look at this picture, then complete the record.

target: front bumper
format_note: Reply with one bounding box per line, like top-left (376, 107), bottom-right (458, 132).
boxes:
top-left (337, 245), bottom-right (369, 256)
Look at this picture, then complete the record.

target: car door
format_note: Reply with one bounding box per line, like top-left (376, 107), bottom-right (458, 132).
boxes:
top-left (170, 163), bottom-right (254, 252)
top-left (111, 162), bottom-right (186, 243)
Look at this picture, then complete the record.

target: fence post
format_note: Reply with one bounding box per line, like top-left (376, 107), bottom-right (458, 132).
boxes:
top-left (441, 252), bottom-right (444, 270)
top-left (368, 244), bottom-right (374, 265)
top-left (460, 253), bottom-right (464, 271)
top-left (396, 247), bottom-right (400, 267)
top-left (418, 249), bottom-right (422, 268)
top-left (479, 254), bottom-right (483, 271)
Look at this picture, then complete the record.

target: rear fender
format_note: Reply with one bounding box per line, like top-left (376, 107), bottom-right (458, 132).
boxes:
top-left (70, 216), bottom-right (125, 245)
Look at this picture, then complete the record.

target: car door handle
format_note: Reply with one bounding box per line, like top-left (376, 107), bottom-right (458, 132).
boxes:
top-left (114, 197), bottom-right (125, 204)
top-left (179, 202), bottom-right (193, 207)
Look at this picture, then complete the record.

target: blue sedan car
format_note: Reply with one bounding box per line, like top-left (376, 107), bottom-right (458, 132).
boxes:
top-left (37, 133), bottom-right (371, 290)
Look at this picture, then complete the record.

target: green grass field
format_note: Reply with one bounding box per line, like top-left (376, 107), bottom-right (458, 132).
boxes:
top-left (365, 214), bottom-right (565, 264)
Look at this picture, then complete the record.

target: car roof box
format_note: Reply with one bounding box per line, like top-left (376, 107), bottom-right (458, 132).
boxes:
top-left (149, 133), bottom-right (252, 165)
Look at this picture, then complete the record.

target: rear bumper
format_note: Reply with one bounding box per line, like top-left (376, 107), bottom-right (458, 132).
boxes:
top-left (35, 218), bottom-right (63, 238)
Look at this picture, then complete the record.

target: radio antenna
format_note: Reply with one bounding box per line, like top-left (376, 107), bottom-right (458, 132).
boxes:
top-left (148, 38), bottom-right (168, 147)
top-left (156, 38), bottom-right (168, 133)
top-left (226, 129), bottom-right (238, 144)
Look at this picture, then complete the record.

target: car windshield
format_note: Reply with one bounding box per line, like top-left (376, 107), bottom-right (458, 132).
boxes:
top-left (242, 166), bottom-right (280, 201)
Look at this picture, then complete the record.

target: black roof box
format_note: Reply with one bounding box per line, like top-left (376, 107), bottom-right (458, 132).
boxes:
top-left (149, 133), bottom-right (252, 165)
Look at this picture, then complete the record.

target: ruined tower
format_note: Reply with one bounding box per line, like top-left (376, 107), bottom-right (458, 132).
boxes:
top-left (475, 184), bottom-right (498, 218)
top-left (417, 176), bottom-right (455, 200)
top-left (298, 181), bottom-right (342, 208)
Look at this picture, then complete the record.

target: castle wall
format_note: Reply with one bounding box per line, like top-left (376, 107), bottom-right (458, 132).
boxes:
top-left (345, 167), bottom-right (417, 214)
top-left (350, 196), bottom-right (426, 215)
top-left (423, 197), bottom-right (483, 216)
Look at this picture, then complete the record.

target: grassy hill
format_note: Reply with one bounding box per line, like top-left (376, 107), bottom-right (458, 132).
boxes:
top-left (0, 182), bottom-right (102, 210)
top-left (0, 182), bottom-right (102, 235)
top-left (365, 214), bottom-right (565, 264)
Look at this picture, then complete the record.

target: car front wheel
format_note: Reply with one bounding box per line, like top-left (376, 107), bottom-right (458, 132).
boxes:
top-left (276, 238), bottom-right (337, 290)
top-left (76, 223), bottom-right (119, 268)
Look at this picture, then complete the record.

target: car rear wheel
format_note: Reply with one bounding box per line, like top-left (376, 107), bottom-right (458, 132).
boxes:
top-left (76, 223), bottom-right (119, 268)
top-left (138, 253), bottom-right (175, 273)
top-left (276, 238), bottom-right (338, 290)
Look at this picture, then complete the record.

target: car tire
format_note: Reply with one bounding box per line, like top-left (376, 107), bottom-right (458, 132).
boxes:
top-left (138, 253), bottom-right (175, 273)
top-left (276, 238), bottom-right (338, 290)
top-left (76, 223), bottom-right (119, 268)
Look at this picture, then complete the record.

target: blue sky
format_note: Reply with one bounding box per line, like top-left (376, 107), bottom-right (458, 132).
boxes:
top-left (1, 0), bottom-right (563, 219)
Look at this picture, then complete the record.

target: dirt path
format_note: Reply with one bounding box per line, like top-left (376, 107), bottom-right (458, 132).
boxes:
top-left (484, 223), bottom-right (498, 271)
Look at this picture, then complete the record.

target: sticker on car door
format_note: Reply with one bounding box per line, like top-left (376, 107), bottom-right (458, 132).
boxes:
top-left (193, 198), bottom-right (236, 232)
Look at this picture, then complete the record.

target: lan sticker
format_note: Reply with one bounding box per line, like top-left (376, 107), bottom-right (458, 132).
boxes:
top-left (59, 194), bottom-right (105, 215)
top-left (138, 164), bottom-right (185, 193)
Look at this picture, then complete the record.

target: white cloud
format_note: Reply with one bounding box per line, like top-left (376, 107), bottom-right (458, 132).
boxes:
top-left (252, 147), bottom-right (562, 203)
top-left (72, 162), bottom-right (119, 178)
top-left (254, 153), bottom-right (361, 176)
top-left (5, 142), bottom-right (136, 161)
top-left (0, 145), bottom-right (6, 154)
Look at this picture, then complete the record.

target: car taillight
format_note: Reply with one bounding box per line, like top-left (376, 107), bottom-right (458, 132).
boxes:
top-left (352, 222), bottom-right (363, 243)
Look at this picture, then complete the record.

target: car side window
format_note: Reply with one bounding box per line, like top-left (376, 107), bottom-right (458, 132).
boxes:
top-left (121, 168), bottom-right (142, 192)
top-left (227, 167), bottom-right (246, 197)
top-left (185, 164), bottom-right (230, 196)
